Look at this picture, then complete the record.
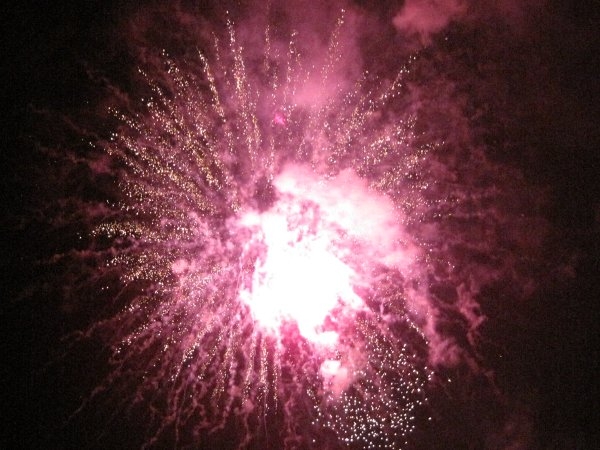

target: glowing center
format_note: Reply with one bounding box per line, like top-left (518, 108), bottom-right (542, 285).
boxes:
top-left (240, 208), bottom-right (359, 345)
top-left (237, 165), bottom-right (408, 345)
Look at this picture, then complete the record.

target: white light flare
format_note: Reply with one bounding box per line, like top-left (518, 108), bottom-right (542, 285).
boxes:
top-left (236, 164), bottom-right (414, 347)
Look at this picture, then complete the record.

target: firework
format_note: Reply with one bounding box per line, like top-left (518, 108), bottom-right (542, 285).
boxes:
top-left (76, 10), bottom-right (434, 448)
top-left (56, 3), bottom-right (553, 449)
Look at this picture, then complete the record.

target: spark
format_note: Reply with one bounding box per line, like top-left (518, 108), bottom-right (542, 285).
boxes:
top-left (83, 11), bottom-right (433, 450)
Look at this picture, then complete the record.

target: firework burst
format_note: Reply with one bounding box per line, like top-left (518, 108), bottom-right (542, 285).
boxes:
top-left (49, 3), bottom-right (558, 449)
top-left (74, 9), bottom-right (436, 449)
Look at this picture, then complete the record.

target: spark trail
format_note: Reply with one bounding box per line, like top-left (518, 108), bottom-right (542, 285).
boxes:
top-left (80, 11), bottom-right (433, 448)
top-left (64, 5), bottom-right (546, 449)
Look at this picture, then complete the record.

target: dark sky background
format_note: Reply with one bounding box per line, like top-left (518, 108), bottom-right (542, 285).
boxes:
top-left (1, 0), bottom-right (599, 449)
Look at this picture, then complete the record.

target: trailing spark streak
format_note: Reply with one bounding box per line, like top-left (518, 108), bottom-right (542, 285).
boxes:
top-left (85, 10), bottom-right (433, 450)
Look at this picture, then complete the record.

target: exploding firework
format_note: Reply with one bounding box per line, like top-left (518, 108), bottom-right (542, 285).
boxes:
top-left (50, 3), bottom-right (555, 450)
top-left (75, 9), bottom-right (434, 449)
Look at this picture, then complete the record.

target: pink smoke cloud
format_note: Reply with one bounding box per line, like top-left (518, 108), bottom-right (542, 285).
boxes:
top-left (393, 0), bottom-right (468, 44)
top-left (392, 0), bottom-right (547, 45)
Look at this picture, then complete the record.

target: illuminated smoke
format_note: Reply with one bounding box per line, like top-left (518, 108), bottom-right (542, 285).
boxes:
top-left (73, 9), bottom-right (434, 449)
top-left (393, 0), bottom-right (468, 45)
top-left (55, 2), bottom-right (555, 449)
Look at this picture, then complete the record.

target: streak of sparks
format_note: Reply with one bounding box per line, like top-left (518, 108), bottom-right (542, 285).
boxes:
top-left (83, 12), bottom-right (435, 450)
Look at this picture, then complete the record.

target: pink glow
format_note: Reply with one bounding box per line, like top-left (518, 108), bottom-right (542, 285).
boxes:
top-left (393, 0), bottom-right (467, 44)
top-left (320, 359), bottom-right (352, 397)
top-left (238, 165), bottom-right (408, 344)
top-left (272, 110), bottom-right (287, 126)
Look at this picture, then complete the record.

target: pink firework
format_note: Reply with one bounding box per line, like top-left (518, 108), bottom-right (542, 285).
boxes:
top-left (81, 11), bottom-right (432, 449)
top-left (58, 3), bottom-right (554, 449)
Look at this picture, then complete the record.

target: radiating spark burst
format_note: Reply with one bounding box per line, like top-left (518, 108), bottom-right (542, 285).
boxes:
top-left (83, 10), bottom-right (435, 449)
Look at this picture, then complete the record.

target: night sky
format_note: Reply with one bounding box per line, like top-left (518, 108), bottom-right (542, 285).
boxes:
top-left (2, 1), bottom-right (599, 449)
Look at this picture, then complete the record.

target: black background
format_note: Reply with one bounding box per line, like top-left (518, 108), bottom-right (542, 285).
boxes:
top-left (2, 0), bottom-right (598, 448)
